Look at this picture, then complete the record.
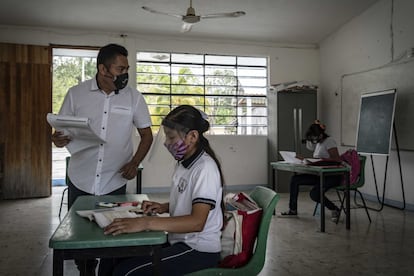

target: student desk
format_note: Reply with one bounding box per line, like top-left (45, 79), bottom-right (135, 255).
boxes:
top-left (270, 162), bottom-right (350, 232)
top-left (49, 194), bottom-right (167, 276)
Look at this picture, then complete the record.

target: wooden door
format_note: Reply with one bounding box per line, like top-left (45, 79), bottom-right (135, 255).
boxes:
top-left (0, 43), bottom-right (52, 199)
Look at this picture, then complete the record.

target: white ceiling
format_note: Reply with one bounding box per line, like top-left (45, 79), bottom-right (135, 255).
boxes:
top-left (0, 0), bottom-right (379, 44)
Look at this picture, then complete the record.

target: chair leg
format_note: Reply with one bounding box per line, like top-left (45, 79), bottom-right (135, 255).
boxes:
top-left (335, 190), bottom-right (346, 224)
top-left (313, 202), bottom-right (319, 216)
top-left (356, 190), bottom-right (372, 223)
top-left (58, 187), bottom-right (68, 219)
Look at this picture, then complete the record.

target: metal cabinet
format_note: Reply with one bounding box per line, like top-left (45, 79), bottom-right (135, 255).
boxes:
top-left (274, 90), bottom-right (317, 192)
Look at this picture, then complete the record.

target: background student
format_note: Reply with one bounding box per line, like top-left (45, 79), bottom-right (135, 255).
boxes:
top-left (281, 120), bottom-right (342, 220)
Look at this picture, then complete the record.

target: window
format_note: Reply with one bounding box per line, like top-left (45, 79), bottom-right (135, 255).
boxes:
top-left (137, 52), bottom-right (268, 135)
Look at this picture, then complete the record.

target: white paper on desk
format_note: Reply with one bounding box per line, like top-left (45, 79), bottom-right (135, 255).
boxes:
top-left (305, 158), bottom-right (323, 164)
top-left (47, 113), bottom-right (105, 154)
top-left (279, 151), bottom-right (303, 164)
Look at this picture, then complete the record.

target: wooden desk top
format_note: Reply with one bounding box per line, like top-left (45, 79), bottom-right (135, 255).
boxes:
top-left (49, 194), bottom-right (167, 250)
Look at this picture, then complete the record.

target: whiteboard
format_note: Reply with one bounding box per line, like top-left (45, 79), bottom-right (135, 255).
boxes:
top-left (356, 90), bottom-right (396, 155)
top-left (341, 60), bottom-right (414, 151)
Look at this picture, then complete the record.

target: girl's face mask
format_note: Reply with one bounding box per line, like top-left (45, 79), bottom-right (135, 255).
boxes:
top-left (309, 134), bottom-right (322, 144)
top-left (164, 139), bottom-right (188, 160)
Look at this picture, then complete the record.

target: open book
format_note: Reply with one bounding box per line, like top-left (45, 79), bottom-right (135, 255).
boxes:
top-left (279, 151), bottom-right (322, 164)
top-left (47, 113), bottom-right (105, 154)
top-left (279, 151), bottom-right (341, 166)
top-left (76, 206), bottom-right (144, 228)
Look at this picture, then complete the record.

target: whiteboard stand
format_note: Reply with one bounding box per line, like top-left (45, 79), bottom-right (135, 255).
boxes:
top-left (355, 89), bottom-right (405, 211)
top-left (364, 123), bottom-right (406, 211)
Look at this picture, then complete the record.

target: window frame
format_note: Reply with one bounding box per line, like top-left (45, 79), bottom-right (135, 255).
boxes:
top-left (136, 51), bottom-right (268, 135)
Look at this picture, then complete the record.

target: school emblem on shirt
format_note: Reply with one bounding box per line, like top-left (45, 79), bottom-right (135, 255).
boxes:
top-left (177, 177), bottom-right (188, 193)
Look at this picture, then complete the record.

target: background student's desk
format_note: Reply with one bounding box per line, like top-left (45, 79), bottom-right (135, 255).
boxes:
top-left (270, 162), bottom-right (350, 232)
top-left (49, 194), bottom-right (167, 276)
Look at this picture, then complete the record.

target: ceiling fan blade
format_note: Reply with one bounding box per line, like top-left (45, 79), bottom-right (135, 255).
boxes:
top-left (200, 11), bottom-right (246, 19)
top-left (181, 22), bottom-right (193, 33)
top-left (142, 6), bottom-right (182, 19)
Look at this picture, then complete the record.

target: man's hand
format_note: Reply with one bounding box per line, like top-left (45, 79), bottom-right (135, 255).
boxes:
top-left (51, 131), bottom-right (71, 147)
top-left (119, 161), bottom-right (139, 180)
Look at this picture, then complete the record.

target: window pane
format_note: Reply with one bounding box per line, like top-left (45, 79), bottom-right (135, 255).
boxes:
top-left (171, 85), bottom-right (204, 94)
top-left (137, 52), bottom-right (170, 62)
top-left (239, 87), bottom-right (267, 96)
top-left (205, 55), bottom-right (236, 65)
top-left (138, 73), bottom-right (170, 84)
top-left (238, 77), bottom-right (267, 87)
top-left (238, 56), bottom-right (267, 66)
top-left (172, 64), bottom-right (204, 75)
top-left (205, 96), bottom-right (237, 107)
top-left (171, 95), bottom-right (204, 106)
top-left (238, 67), bottom-right (267, 77)
top-left (172, 53), bottom-right (203, 63)
top-left (138, 84), bottom-right (170, 94)
top-left (206, 86), bottom-right (237, 95)
top-left (206, 76), bottom-right (238, 86)
top-left (137, 63), bottom-right (170, 73)
top-left (171, 75), bottom-right (204, 85)
top-left (205, 66), bottom-right (236, 75)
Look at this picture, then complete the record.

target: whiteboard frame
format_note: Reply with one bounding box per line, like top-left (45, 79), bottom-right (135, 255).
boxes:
top-left (356, 89), bottom-right (397, 156)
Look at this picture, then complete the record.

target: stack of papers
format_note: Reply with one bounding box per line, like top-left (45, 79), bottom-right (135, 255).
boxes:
top-left (279, 151), bottom-right (305, 164)
top-left (47, 113), bottom-right (105, 154)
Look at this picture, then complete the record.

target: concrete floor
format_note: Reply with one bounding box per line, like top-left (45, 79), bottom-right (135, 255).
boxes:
top-left (0, 186), bottom-right (413, 276)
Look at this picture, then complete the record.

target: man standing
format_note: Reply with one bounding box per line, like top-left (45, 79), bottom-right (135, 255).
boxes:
top-left (51, 43), bottom-right (153, 275)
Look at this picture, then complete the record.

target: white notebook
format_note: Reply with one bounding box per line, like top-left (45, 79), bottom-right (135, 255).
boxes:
top-left (279, 151), bottom-right (303, 164)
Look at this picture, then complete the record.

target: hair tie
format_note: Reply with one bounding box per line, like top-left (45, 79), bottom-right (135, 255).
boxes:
top-left (314, 119), bottom-right (326, 130)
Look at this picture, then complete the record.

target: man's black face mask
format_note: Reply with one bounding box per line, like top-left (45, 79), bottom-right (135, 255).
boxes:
top-left (113, 72), bottom-right (129, 90)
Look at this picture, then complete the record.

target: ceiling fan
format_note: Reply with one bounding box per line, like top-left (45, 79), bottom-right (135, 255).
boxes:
top-left (142, 0), bottom-right (246, 32)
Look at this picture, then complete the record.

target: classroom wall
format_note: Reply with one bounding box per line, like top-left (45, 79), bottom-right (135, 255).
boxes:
top-left (319, 0), bottom-right (414, 209)
top-left (0, 25), bottom-right (319, 192)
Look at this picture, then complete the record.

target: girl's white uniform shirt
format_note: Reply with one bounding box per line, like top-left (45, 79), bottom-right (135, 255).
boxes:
top-left (308, 136), bottom-right (337, 158)
top-left (168, 150), bottom-right (223, 253)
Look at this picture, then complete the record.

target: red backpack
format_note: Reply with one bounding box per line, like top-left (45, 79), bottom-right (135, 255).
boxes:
top-left (340, 149), bottom-right (361, 185)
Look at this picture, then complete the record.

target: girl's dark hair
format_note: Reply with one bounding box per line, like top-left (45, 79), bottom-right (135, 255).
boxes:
top-left (96, 43), bottom-right (128, 70)
top-left (305, 123), bottom-right (329, 141)
top-left (162, 105), bottom-right (226, 214)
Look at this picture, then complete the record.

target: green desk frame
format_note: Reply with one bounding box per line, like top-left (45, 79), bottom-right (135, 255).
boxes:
top-left (270, 162), bottom-right (350, 232)
top-left (49, 194), bottom-right (167, 276)
top-left (137, 165), bottom-right (143, 194)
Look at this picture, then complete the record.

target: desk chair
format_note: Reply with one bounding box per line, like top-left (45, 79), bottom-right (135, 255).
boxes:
top-left (58, 156), bottom-right (70, 219)
top-left (335, 155), bottom-right (371, 223)
top-left (313, 155), bottom-right (371, 223)
top-left (185, 186), bottom-right (280, 276)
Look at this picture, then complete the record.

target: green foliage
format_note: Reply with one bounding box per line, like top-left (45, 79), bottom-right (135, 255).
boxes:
top-left (137, 64), bottom-right (238, 130)
top-left (52, 57), bottom-right (96, 113)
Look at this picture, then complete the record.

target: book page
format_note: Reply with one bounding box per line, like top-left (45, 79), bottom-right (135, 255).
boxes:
top-left (47, 113), bottom-right (105, 154)
top-left (93, 210), bottom-right (141, 228)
